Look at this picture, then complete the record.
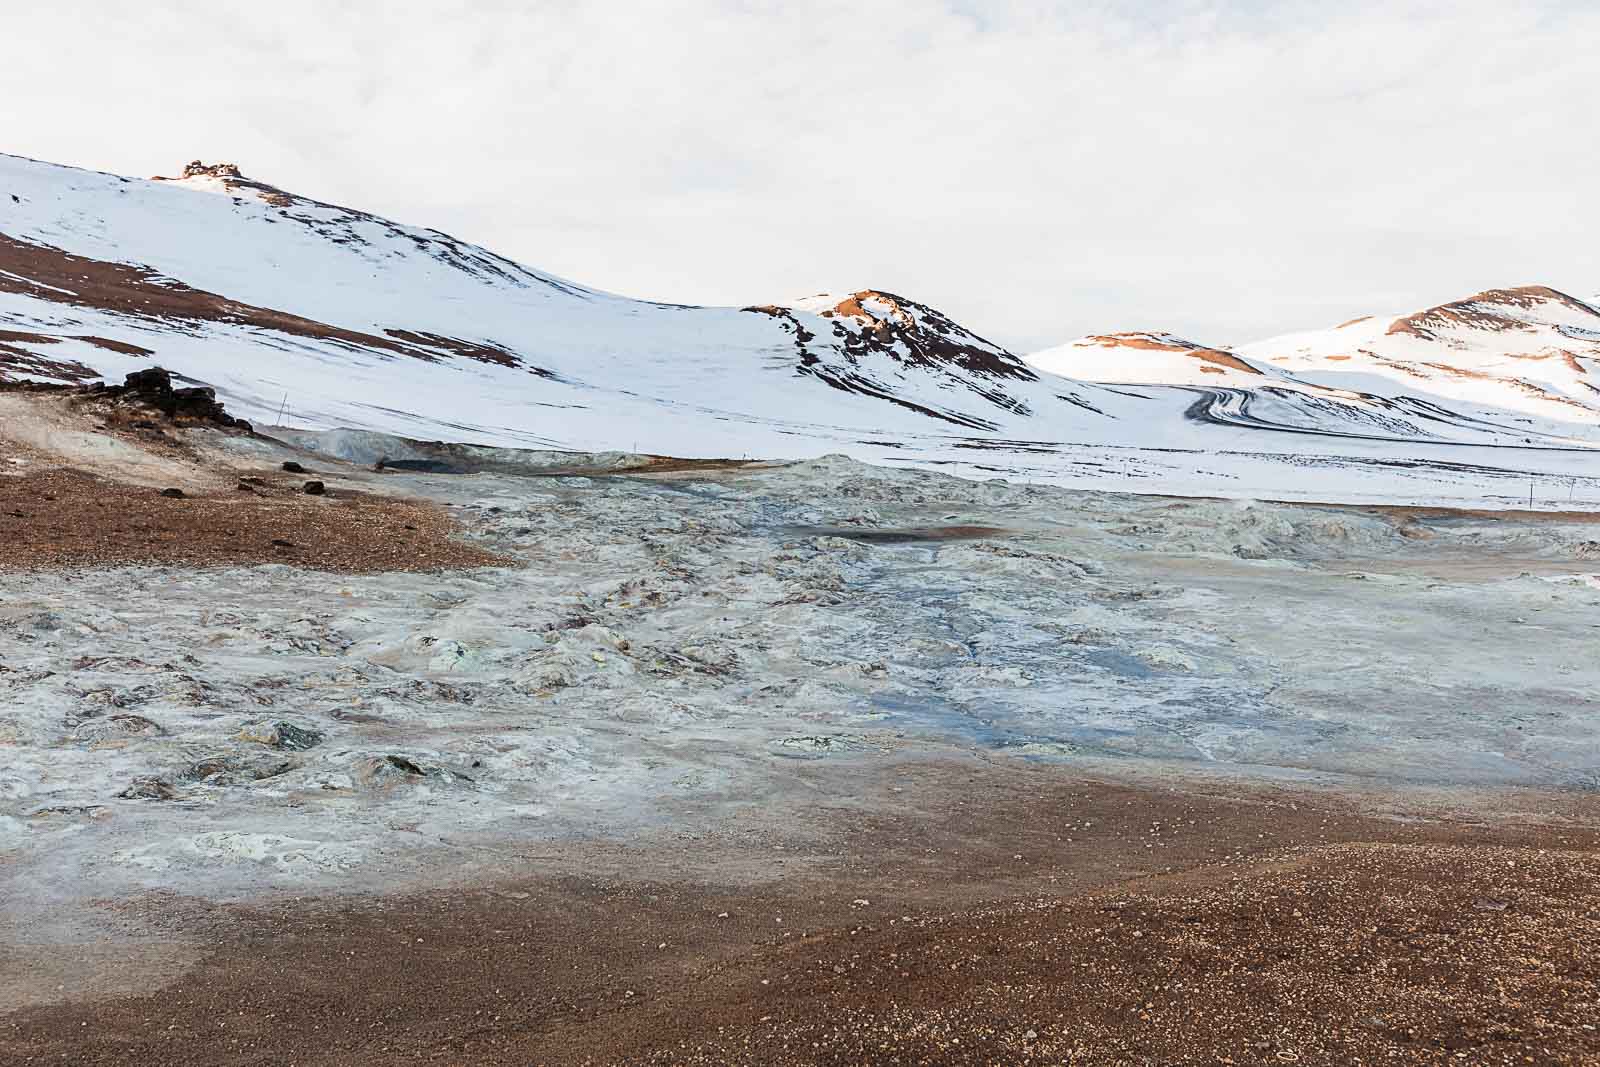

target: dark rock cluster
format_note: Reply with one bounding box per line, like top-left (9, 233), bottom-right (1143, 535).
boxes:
top-left (179, 160), bottom-right (244, 180)
top-left (87, 366), bottom-right (252, 430)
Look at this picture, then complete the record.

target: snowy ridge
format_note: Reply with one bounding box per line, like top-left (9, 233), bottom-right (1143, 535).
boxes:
top-left (1027, 319), bottom-right (1600, 448)
top-left (1029, 331), bottom-right (1274, 385)
top-left (1241, 286), bottom-right (1600, 426)
top-left (3, 151), bottom-right (1600, 507)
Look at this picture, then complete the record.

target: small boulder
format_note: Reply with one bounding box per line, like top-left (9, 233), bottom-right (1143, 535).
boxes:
top-left (74, 714), bottom-right (166, 742)
top-left (185, 755), bottom-right (236, 782)
top-left (159, 487), bottom-right (185, 499)
top-left (238, 720), bottom-right (325, 751)
top-left (353, 754), bottom-right (472, 789)
top-left (184, 754), bottom-right (294, 785)
top-left (354, 754), bottom-right (428, 789)
top-left (380, 754), bottom-right (426, 776)
top-left (303, 480), bottom-right (326, 496)
top-left (117, 777), bottom-right (177, 801)
top-left (281, 461), bottom-right (306, 474)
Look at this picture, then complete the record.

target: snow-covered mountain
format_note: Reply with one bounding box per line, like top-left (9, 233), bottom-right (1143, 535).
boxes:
top-left (1031, 299), bottom-right (1600, 448)
top-left (3, 152), bottom-right (1599, 507)
top-left (1030, 331), bottom-right (1276, 386)
top-left (0, 155), bottom-right (1118, 453)
top-left (1242, 286), bottom-right (1600, 426)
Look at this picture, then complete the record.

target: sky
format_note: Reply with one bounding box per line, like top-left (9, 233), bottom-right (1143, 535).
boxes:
top-left (3, 1), bottom-right (1596, 352)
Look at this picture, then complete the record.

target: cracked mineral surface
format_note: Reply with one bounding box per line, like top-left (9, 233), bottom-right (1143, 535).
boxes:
top-left (5, 443), bottom-right (1600, 906)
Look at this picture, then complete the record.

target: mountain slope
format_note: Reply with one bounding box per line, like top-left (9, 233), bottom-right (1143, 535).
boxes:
top-left (1029, 332), bottom-right (1273, 385)
top-left (1033, 283), bottom-right (1600, 445)
top-left (1240, 286), bottom-right (1600, 428)
top-left (1027, 313), bottom-right (1600, 449)
top-left (4, 152), bottom-right (1600, 508)
top-left (0, 154), bottom-right (1127, 455)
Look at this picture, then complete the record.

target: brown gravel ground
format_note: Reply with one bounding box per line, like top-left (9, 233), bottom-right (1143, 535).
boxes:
top-left (0, 467), bottom-right (504, 572)
top-left (3, 765), bottom-right (1597, 1066)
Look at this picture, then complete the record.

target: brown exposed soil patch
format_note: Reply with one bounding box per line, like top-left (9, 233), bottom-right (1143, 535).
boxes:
top-left (1359, 354), bottom-right (1595, 410)
top-left (3, 764), bottom-right (1596, 1065)
top-left (0, 343), bottom-right (100, 383)
top-left (1083, 332), bottom-right (1263, 374)
top-left (76, 336), bottom-right (155, 356)
top-left (1416, 361), bottom-right (1505, 382)
top-left (0, 328), bottom-right (149, 357)
top-left (1411, 361), bottom-right (1592, 411)
top-left (0, 234), bottom-right (530, 375)
top-left (381, 329), bottom-right (523, 370)
top-left (1185, 350), bottom-right (1260, 374)
top-left (824, 292), bottom-right (876, 322)
top-left (0, 468), bottom-right (503, 572)
top-left (0, 329), bottom-right (61, 346)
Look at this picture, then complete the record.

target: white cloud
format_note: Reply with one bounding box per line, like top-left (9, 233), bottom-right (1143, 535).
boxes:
top-left (2, 1), bottom-right (1595, 350)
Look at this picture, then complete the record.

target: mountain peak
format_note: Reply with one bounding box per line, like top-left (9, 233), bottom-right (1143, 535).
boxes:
top-left (151, 159), bottom-right (301, 209)
top-left (784, 289), bottom-right (1035, 385)
top-left (1387, 285), bottom-right (1599, 340)
top-left (177, 160), bottom-right (245, 180)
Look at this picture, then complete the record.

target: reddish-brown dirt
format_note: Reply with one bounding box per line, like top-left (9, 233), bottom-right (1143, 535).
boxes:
top-left (0, 234), bottom-right (525, 372)
top-left (0, 467), bottom-right (503, 572)
top-left (3, 764), bottom-right (1596, 1066)
top-left (1081, 333), bottom-right (1263, 375)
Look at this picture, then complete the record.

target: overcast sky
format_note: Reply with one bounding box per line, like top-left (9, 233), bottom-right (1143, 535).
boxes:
top-left (4, 1), bottom-right (1595, 351)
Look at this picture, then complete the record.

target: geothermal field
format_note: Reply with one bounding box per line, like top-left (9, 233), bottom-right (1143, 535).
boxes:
top-left (2, 149), bottom-right (1598, 1065)
top-left (2, 385), bottom-right (1598, 1065)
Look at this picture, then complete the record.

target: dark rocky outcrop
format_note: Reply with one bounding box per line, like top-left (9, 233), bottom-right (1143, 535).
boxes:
top-left (238, 720), bottom-right (325, 751)
top-left (116, 776), bottom-right (177, 801)
top-left (179, 161), bottom-right (244, 180)
top-left (84, 366), bottom-right (253, 430)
